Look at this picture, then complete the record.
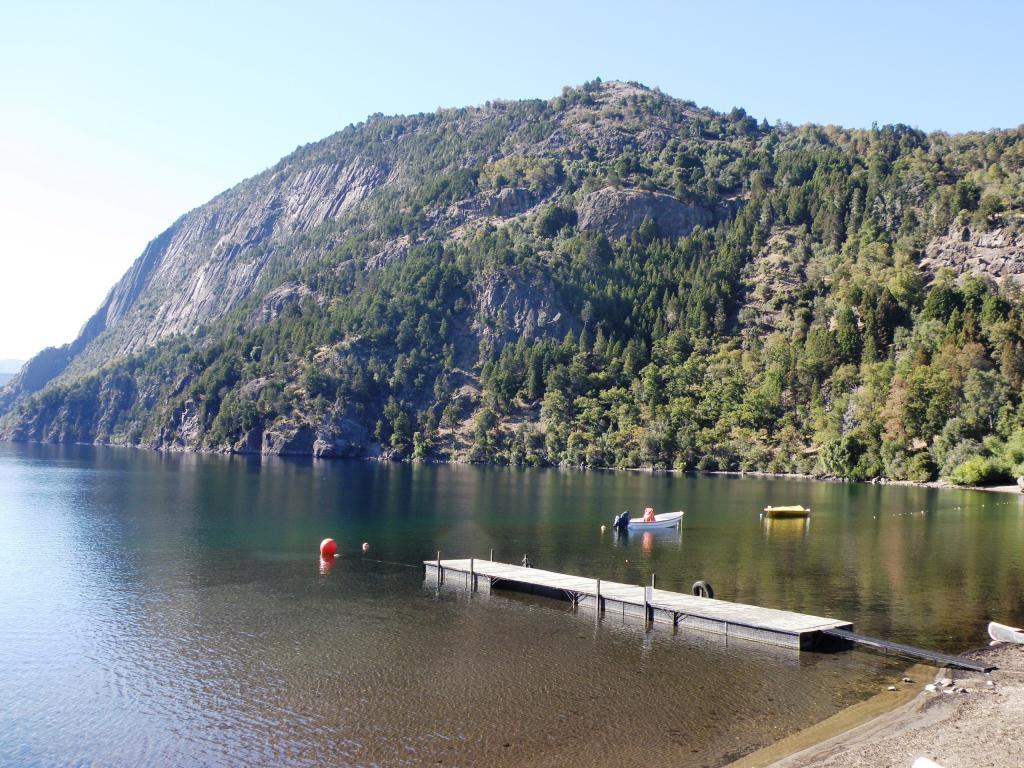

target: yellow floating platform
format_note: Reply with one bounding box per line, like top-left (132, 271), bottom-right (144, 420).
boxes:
top-left (763, 505), bottom-right (811, 518)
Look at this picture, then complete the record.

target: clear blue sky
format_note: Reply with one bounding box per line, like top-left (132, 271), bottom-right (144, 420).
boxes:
top-left (1, 0), bottom-right (1022, 360)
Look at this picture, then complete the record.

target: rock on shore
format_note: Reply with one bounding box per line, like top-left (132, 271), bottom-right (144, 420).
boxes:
top-left (763, 644), bottom-right (1024, 768)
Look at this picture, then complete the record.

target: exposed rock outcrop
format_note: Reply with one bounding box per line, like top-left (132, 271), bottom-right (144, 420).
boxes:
top-left (577, 187), bottom-right (715, 240)
top-left (15, 158), bottom-right (392, 401)
top-left (258, 418), bottom-right (370, 458)
top-left (471, 270), bottom-right (578, 345)
top-left (487, 187), bottom-right (536, 217)
top-left (921, 226), bottom-right (1024, 284)
top-left (248, 283), bottom-right (313, 329)
top-left (85, 159), bottom-right (389, 357)
top-left (261, 422), bottom-right (315, 455)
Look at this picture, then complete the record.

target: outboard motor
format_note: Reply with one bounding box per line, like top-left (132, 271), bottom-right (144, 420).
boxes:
top-left (613, 510), bottom-right (631, 530)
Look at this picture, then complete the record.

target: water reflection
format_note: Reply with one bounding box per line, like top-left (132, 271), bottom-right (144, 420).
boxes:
top-left (762, 516), bottom-right (811, 540)
top-left (2, 444), bottom-right (1023, 768)
top-left (610, 526), bottom-right (683, 551)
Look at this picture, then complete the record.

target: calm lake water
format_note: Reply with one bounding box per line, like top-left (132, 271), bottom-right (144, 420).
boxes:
top-left (2, 443), bottom-right (1023, 767)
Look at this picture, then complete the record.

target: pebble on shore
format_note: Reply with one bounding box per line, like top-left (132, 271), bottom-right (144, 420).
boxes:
top-left (732, 644), bottom-right (1023, 768)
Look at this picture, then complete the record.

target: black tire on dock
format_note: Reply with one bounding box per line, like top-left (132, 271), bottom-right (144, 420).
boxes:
top-left (692, 580), bottom-right (714, 599)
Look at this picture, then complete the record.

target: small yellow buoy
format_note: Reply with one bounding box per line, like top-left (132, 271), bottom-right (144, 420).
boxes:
top-left (600, 524), bottom-right (606, 532)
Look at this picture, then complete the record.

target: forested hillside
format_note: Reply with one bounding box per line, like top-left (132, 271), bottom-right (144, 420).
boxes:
top-left (3, 79), bottom-right (1024, 484)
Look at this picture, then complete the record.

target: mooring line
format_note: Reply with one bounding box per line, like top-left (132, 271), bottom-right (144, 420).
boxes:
top-left (359, 557), bottom-right (422, 569)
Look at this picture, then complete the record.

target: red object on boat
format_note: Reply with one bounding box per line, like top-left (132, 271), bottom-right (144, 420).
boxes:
top-left (320, 538), bottom-right (337, 558)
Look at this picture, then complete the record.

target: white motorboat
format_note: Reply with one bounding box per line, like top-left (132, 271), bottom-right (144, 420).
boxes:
top-left (612, 511), bottom-right (683, 530)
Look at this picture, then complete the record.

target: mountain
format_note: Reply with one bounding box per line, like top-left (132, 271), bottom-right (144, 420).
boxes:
top-left (2, 79), bottom-right (1024, 485)
top-left (0, 359), bottom-right (24, 387)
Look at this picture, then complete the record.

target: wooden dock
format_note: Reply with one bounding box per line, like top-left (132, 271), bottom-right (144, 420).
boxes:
top-left (424, 557), bottom-right (852, 651)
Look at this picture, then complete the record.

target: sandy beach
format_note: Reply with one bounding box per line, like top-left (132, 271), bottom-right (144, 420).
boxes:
top-left (731, 644), bottom-right (1024, 768)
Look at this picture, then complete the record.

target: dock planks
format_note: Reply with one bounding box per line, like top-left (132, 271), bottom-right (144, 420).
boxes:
top-left (424, 558), bottom-right (996, 670)
top-left (424, 558), bottom-right (852, 650)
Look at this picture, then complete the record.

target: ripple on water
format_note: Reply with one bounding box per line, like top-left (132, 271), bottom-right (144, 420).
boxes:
top-left (3, 446), bottom-right (996, 767)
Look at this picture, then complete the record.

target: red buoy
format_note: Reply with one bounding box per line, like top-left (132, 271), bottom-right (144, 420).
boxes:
top-left (320, 538), bottom-right (337, 558)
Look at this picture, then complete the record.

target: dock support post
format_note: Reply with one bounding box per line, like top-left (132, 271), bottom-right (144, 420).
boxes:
top-left (436, 551), bottom-right (441, 587)
top-left (643, 585), bottom-right (650, 623)
top-left (596, 579), bottom-right (602, 614)
top-left (470, 557), bottom-right (475, 591)
top-left (489, 548), bottom-right (493, 562)
top-left (651, 574), bottom-right (656, 589)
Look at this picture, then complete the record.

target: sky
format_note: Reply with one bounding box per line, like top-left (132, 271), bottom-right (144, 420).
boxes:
top-left (1, 0), bottom-right (1022, 362)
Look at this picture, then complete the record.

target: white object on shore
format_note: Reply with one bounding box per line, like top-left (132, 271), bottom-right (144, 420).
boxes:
top-left (912, 758), bottom-right (944, 768)
top-left (988, 620), bottom-right (1024, 644)
top-left (924, 683), bottom-right (937, 692)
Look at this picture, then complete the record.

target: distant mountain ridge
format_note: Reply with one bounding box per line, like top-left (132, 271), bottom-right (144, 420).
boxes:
top-left (2, 79), bottom-right (1024, 484)
top-left (0, 359), bottom-right (24, 387)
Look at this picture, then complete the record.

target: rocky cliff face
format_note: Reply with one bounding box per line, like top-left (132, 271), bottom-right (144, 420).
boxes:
top-left (70, 157), bottom-right (392, 367)
top-left (577, 187), bottom-right (715, 240)
top-left (471, 270), bottom-right (579, 347)
top-left (2, 157), bottom-right (391, 407)
top-left (921, 226), bottom-right (1024, 284)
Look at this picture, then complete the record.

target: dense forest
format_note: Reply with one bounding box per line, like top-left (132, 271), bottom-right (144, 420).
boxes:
top-left (3, 79), bottom-right (1024, 485)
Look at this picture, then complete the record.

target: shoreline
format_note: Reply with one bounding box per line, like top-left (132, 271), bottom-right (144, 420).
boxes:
top-left (728, 643), bottom-right (1023, 768)
top-left (698, 469), bottom-right (1024, 497)
top-left (3, 438), bottom-right (1023, 496)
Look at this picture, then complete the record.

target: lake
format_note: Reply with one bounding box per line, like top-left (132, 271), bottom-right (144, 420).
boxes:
top-left (2, 443), bottom-right (1022, 767)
